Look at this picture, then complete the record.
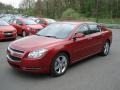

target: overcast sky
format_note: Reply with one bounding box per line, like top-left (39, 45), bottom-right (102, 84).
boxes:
top-left (0, 0), bottom-right (22, 8)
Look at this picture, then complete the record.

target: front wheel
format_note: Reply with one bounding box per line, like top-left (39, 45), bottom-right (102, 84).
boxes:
top-left (101, 41), bottom-right (110, 56)
top-left (51, 53), bottom-right (69, 77)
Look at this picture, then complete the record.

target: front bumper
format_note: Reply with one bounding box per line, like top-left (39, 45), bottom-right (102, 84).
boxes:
top-left (0, 32), bottom-right (17, 41)
top-left (7, 54), bottom-right (51, 74)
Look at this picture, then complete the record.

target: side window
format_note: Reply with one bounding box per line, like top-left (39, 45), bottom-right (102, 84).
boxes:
top-left (36, 19), bottom-right (46, 24)
top-left (89, 24), bottom-right (100, 34)
top-left (41, 19), bottom-right (46, 24)
top-left (77, 25), bottom-right (89, 35)
top-left (35, 19), bottom-right (41, 23)
top-left (13, 19), bottom-right (17, 24)
top-left (8, 19), bottom-right (14, 24)
top-left (16, 20), bottom-right (23, 25)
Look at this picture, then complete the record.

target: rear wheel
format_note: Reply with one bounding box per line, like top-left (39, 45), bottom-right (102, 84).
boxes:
top-left (51, 53), bottom-right (69, 77)
top-left (101, 41), bottom-right (110, 56)
top-left (12, 37), bottom-right (16, 40)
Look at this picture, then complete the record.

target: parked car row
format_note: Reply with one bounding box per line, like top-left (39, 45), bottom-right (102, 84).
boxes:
top-left (0, 14), bottom-right (56, 41)
top-left (9, 18), bottom-right (43, 37)
top-left (1, 14), bottom-right (112, 77)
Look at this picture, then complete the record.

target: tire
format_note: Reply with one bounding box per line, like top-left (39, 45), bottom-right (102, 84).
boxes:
top-left (22, 31), bottom-right (27, 37)
top-left (12, 38), bottom-right (16, 40)
top-left (51, 53), bottom-right (69, 77)
top-left (101, 41), bottom-right (110, 56)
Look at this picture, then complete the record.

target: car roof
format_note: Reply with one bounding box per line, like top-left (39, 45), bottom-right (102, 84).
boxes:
top-left (56, 21), bottom-right (97, 25)
top-left (15, 18), bottom-right (34, 21)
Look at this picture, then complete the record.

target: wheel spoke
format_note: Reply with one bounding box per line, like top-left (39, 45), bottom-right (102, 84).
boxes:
top-left (59, 65), bottom-right (63, 73)
top-left (56, 58), bottom-right (61, 63)
top-left (55, 63), bottom-right (60, 71)
top-left (104, 42), bottom-right (110, 55)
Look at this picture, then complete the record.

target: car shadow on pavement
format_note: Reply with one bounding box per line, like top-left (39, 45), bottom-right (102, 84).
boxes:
top-left (9, 68), bottom-right (51, 79)
top-left (0, 39), bottom-right (15, 42)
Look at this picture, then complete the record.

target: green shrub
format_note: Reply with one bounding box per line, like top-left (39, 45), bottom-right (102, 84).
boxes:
top-left (61, 8), bottom-right (80, 20)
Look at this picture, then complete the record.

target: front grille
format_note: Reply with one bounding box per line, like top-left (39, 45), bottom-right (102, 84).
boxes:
top-left (7, 47), bottom-right (24, 62)
top-left (4, 31), bottom-right (13, 33)
top-left (10, 47), bottom-right (24, 53)
top-left (8, 54), bottom-right (21, 61)
top-left (4, 32), bottom-right (13, 37)
top-left (5, 35), bottom-right (13, 37)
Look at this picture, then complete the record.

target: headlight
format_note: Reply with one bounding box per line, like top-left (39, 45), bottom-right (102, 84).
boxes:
top-left (28, 49), bottom-right (48, 59)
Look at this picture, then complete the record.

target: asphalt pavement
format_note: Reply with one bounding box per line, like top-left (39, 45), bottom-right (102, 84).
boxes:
top-left (0, 29), bottom-right (120, 90)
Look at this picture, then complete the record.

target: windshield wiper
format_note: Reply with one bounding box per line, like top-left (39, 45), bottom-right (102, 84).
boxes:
top-left (36, 34), bottom-right (44, 36)
top-left (36, 34), bottom-right (57, 38)
top-left (44, 35), bottom-right (57, 38)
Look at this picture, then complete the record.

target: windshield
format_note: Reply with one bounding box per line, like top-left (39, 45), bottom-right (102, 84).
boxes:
top-left (23, 19), bottom-right (37, 25)
top-left (0, 20), bottom-right (9, 26)
top-left (37, 23), bottom-right (76, 39)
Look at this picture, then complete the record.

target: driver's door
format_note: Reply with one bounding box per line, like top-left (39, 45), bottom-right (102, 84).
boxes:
top-left (70, 24), bottom-right (92, 62)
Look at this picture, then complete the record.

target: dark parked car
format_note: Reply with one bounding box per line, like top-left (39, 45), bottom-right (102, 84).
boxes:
top-left (7, 22), bottom-right (112, 76)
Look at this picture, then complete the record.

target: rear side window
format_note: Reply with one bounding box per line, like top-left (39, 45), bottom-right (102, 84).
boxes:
top-left (89, 24), bottom-right (100, 34)
top-left (77, 25), bottom-right (89, 35)
top-left (8, 19), bottom-right (14, 24)
top-left (13, 19), bottom-right (17, 24)
top-left (16, 20), bottom-right (23, 25)
top-left (36, 19), bottom-right (46, 24)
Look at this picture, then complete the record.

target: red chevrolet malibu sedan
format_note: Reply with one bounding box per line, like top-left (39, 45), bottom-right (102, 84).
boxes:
top-left (35, 18), bottom-right (56, 27)
top-left (0, 20), bottom-right (17, 41)
top-left (9, 18), bottom-right (43, 37)
top-left (7, 22), bottom-right (112, 76)
top-left (28, 17), bottom-right (56, 28)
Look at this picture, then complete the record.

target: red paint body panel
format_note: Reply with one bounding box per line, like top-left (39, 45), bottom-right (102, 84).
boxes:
top-left (0, 25), bottom-right (17, 40)
top-left (7, 22), bottom-right (112, 74)
top-left (11, 19), bottom-right (43, 35)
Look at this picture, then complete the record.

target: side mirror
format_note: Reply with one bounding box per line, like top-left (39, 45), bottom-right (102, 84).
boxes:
top-left (73, 33), bottom-right (85, 40)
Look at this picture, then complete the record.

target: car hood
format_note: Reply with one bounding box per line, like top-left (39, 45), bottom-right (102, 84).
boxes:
top-left (0, 25), bottom-right (16, 32)
top-left (27, 24), bottom-right (43, 29)
top-left (10, 35), bottom-right (63, 51)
